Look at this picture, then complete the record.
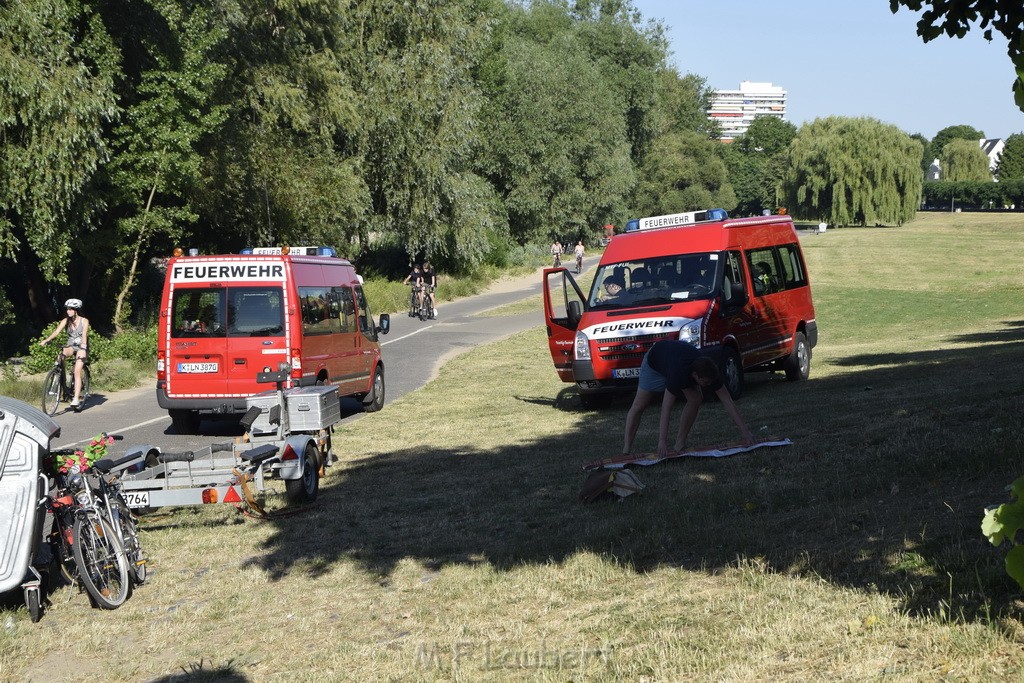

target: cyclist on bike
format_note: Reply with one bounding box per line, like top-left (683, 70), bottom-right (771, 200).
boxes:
top-left (550, 240), bottom-right (563, 267)
top-left (39, 298), bottom-right (90, 410)
top-left (421, 261), bottom-right (438, 319)
top-left (402, 263), bottom-right (424, 317)
top-left (573, 241), bottom-right (585, 273)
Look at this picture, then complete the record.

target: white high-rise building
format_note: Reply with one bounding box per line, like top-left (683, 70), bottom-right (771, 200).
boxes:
top-left (708, 81), bottom-right (787, 142)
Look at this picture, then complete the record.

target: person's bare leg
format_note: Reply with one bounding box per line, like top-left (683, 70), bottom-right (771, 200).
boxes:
top-left (673, 389), bottom-right (703, 451)
top-left (623, 390), bottom-right (656, 454)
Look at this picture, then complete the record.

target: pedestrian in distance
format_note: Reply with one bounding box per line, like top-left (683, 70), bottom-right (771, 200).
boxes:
top-left (621, 340), bottom-right (754, 458)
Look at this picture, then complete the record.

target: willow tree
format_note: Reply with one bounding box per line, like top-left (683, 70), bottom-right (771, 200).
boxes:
top-left (0, 0), bottom-right (118, 323)
top-left (781, 117), bottom-right (922, 226)
top-left (941, 138), bottom-right (992, 181)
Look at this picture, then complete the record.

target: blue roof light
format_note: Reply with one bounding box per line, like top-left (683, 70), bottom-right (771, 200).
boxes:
top-left (625, 219), bottom-right (640, 232)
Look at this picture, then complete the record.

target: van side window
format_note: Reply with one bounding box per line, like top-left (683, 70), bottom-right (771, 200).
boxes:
top-left (227, 287), bottom-right (285, 337)
top-left (778, 243), bottom-right (807, 289)
top-left (354, 286), bottom-right (375, 340)
top-left (747, 249), bottom-right (781, 296)
top-left (333, 287), bottom-right (356, 333)
top-left (721, 251), bottom-right (746, 306)
top-left (299, 287), bottom-right (335, 335)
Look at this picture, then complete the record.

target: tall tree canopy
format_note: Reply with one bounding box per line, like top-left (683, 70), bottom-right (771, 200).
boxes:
top-left (632, 131), bottom-right (736, 217)
top-left (931, 124), bottom-right (985, 159)
top-left (996, 132), bottom-right (1024, 180)
top-left (940, 138), bottom-right (992, 181)
top-left (781, 117), bottom-right (922, 226)
top-left (890, 1), bottom-right (1024, 111)
top-left (0, 0), bottom-right (118, 319)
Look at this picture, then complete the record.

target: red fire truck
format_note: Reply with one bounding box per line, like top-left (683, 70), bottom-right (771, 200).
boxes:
top-left (542, 209), bottom-right (817, 407)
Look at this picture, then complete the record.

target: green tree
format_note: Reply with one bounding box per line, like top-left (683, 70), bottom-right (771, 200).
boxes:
top-left (931, 124), bottom-right (985, 159)
top-left (910, 133), bottom-right (933, 177)
top-left (735, 116), bottom-right (797, 155)
top-left (781, 117), bottom-right (922, 226)
top-left (0, 0), bottom-right (118, 323)
top-left (632, 131), bottom-right (736, 217)
top-left (996, 133), bottom-right (1024, 179)
top-left (655, 70), bottom-right (717, 140)
top-left (890, 1), bottom-right (1024, 111)
top-left (940, 138), bottom-right (992, 181)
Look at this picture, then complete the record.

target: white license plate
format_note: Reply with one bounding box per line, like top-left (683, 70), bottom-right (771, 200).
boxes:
top-left (613, 367), bottom-right (641, 379)
top-left (123, 491), bottom-right (150, 508)
top-left (177, 362), bottom-right (218, 373)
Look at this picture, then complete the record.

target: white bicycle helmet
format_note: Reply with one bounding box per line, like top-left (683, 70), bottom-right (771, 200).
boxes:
top-left (64, 298), bottom-right (83, 310)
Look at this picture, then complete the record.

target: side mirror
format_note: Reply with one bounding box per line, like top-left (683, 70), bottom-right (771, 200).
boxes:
top-left (724, 282), bottom-right (745, 306)
top-left (567, 300), bottom-right (583, 325)
top-left (377, 313), bottom-right (390, 335)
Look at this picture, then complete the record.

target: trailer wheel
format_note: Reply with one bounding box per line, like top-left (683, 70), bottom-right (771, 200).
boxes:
top-left (26, 588), bottom-right (42, 623)
top-left (285, 442), bottom-right (320, 505)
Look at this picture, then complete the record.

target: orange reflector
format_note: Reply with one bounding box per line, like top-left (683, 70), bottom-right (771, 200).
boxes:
top-left (223, 486), bottom-right (242, 504)
top-left (201, 488), bottom-right (218, 504)
top-left (173, 247), bottom-right (183, 257)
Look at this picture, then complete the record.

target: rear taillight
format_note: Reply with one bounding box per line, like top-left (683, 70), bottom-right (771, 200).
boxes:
top-left (290, 353), bottom-right (302, 380)
top-left (157, 352), bottom-right (166, 380)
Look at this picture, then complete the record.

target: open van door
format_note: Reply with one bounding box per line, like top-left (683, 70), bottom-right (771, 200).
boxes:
top-left (542, 268), bottom-right (588, 382)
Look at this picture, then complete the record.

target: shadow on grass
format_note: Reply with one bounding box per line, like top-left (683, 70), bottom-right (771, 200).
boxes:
top-left (252, 322), bottom-right (1024, 624)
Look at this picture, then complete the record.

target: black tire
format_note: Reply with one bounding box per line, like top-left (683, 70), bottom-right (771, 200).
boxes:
top-left (42, 368), bottom-right (62, 415)
top-left (424, 296), bottom-right (434, 320)
top-left (112, 498), bottom-right (146, 585)
top-left (285, 443), bottom-right (320, 505)
top-left (783, 331), bottom-right (811, 381)
top-left (72, 512), bottom-right (130, 609)
top-left (169, 409), bottom-right (201, 435)
top-left (579, 392), bottom-right (611, 409)
top-left (26, 589), bottom-right (42, 623)
top-left (362, 365), bottom-right (385, 413)
top-left (80, 365), bottom-right (91, 404)
top-left (720, 346), bottom-right (744, 400)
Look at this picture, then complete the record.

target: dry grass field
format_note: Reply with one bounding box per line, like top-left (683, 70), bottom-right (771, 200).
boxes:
top-left (4, 212), bottom-right (1024, 681)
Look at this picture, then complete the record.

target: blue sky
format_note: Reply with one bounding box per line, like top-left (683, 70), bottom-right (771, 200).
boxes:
top-left (629, 0), bottom-right (1024, 140)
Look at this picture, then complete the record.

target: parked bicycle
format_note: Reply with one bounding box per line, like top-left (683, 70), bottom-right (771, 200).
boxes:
top-left (46, 435), bottom-right (143, 610)
top-left (41, 352), bottom-right (91, 415)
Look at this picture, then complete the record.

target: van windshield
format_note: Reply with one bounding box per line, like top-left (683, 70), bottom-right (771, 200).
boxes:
top-left (588, 253), bottom-right (721, 309)
top-left (171, 286), bottom-right (285, 338)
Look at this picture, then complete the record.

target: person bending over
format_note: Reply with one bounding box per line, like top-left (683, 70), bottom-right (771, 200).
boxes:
top-left (622, 340), bottom-right (754, 457)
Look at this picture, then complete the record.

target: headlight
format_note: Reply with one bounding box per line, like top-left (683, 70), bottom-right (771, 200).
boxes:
top-left (575, 330), bottom-right (591, 360)
top-left (678, 321), bottom-right (701, 343)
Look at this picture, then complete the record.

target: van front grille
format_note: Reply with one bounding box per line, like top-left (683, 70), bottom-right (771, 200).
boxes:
top-left (595, 331), bottom-right (677, 361)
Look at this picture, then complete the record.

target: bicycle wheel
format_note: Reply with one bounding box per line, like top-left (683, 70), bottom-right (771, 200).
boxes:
top-left (112, 497), bottom-right (146, 584)
top-left (80, 365), bottom-right (91, 404)
top-left (72, 512), bottom-right (130, 609)
top-left (41, 368), bottom-right (62, 415)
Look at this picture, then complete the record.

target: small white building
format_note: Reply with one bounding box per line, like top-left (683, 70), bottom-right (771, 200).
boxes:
top-left (708, 81), bottom-right (787, 142)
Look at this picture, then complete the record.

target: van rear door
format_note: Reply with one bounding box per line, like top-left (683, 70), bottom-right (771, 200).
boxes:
top-left (166, 286), bottom-right (230, 398)
top-left (542, 268), bottom-right (588, 382)
top-left (225, 285), bottom-right (287, 396)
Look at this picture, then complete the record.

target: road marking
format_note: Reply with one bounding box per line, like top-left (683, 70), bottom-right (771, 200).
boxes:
top-left (381, 325), bottom-right (435, 346)
top-left (54, 415), bottom-right (168, 450)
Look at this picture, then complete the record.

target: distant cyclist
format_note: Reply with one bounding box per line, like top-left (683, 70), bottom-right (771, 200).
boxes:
top-left (402, 263), bottom-right (425, 317)
top-left (421, 261), bottom-right (438, 319)
top-left (39, 298), bottom-right (90, 410)
top-left (574, 241), bottom-right (585, 274)
top-left (550, 240), bottom-right (563, 267)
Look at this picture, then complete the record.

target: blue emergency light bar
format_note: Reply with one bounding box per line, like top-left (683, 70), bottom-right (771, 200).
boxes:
top-left (240, 246), bottom-right (337, 256)
top-left (626, 208), bottom-right (728, 232)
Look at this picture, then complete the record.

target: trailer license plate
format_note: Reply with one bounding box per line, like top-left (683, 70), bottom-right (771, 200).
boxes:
top-left (177, 362), bottom-right (218, 373)
top-left (123, 491), bottom-right (150, 508)
top-left (613, 367), bottom-right (641, 379)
